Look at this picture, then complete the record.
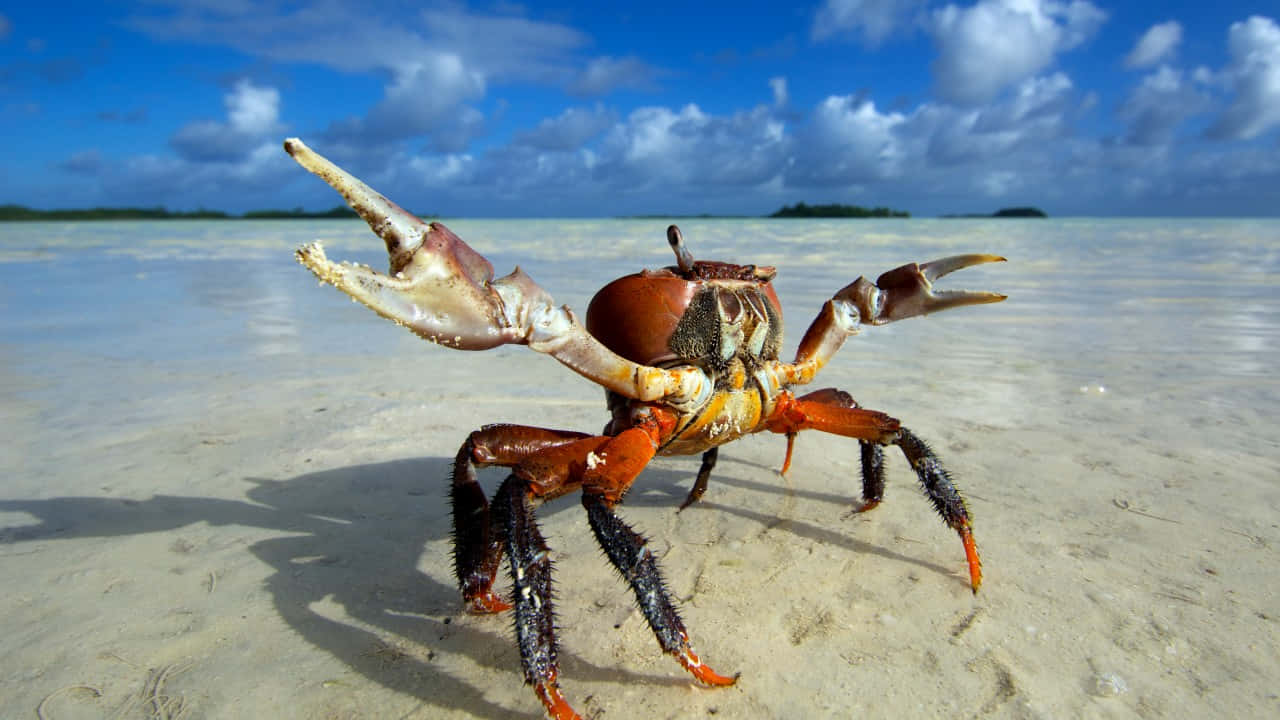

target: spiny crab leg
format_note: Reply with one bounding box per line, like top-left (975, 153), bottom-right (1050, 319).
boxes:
top-left (284, 138), bottom-right (707, 407)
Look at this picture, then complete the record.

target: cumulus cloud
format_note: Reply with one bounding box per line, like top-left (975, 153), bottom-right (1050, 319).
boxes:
top-left (929, 0), bottom-right (1105, 105)
top-left (513, 105), bottom-right (617, 151)
top-left (1125, 21), bottom-right (1182, 68)
top-left (126, 2), bottom-right (660, 150)
top-left (170, 79), bottom-right (283, 162)
top-left (569, 56), bottom-right (658, 96)
top-left (812, 0), bottom-right (924, 45)
top-left (1118, 66), bottom-right (1208, 145)
top-left (1207, 15), bottom-right (1280, 141)
top-left (769, 76), bottom-right (789, 107)
top-left (595, 103), bottom-right (789, 188)
top-left (360, 54), bottom-right (486, 148)
top-left (788, 96), bottom-right (905, 185)
top-left (920, 73), bottom-right (1075, 164)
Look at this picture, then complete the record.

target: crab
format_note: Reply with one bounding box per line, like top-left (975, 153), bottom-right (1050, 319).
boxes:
top-left (282, 138), bottom-right (1006, 720)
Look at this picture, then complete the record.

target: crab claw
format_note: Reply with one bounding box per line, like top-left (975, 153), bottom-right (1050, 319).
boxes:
top-left (284, 138), bottom-right (708, 407)
top-left (835, 254), bottom-right (1006, 326)
top-left (285, 138), bottom-right (553, 350)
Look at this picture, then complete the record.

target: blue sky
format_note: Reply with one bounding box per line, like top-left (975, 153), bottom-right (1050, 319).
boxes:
top-left (2, 1), bottom-right (1278, 216)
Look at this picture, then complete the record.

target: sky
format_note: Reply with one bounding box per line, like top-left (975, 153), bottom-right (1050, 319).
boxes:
top-left (2, 1), bottom-right (1279, 217)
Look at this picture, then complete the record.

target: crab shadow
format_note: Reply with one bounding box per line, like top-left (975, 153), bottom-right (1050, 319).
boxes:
top-left (0, 452), bottom-right (961, 718)
top-left (631, 455), bottom-right (964, 585)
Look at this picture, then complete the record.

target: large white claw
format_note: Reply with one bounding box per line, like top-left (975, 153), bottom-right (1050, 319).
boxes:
top-left (286, 137), bottom-right (546, 350)
top-left (284, 138), bottom-right (708, 407)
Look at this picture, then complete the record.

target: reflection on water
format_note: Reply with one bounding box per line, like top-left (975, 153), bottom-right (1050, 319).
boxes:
top-left (1, 217), bottom-right (1277, 464)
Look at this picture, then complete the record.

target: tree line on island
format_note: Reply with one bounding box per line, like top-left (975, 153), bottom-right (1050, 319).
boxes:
top-left (769, 203), bottom-right (1047, 218)
top-left (0, 202), bottom-right (1046, 221)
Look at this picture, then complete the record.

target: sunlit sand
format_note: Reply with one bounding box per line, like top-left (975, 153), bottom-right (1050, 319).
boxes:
top-left (2, 217), bottom-right (1276, 718)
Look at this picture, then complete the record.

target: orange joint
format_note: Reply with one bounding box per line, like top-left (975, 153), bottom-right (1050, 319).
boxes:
top-left (534, 677), bottom-right (582, 720)
top-left (676, 646), bottom-right (738, 687)
top-left (960, 526), bottom-right (983, 594)
top-left (780, 432), bottom-right (797, 476)
top-left (465, 592), bottom-right (512, 614)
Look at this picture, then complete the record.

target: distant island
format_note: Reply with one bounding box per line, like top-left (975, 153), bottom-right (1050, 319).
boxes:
top-left (942, 206), bottom-right (1048, 218)
top-left (0, 204), bottom-right (362, 221)
top-left (769, 202), bottom-right (910, 218)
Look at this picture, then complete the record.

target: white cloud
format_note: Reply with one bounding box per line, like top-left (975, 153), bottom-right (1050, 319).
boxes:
top-left (126, 3), bottom-right (659, 149)
top-left (360, 54), bottom-right (486, 146)
top-left (812, 0), bottom-right (924, 45)
top-left (513, 105), bottom-right (617, 151)
top-left (929, 0), bottom-right (1105, 105)
top-left (595, 104), bottom-right (777, 186)
top-left (1118, 66), bottom-right (1208, 145)
top-left (226, 79), bottom-right (281, 135)
top-left (770, 76), bottom-right (789, 107)
top-left (922, 73), bottom-right (1075, 164)
top-left (569, 56), bottom-right (658, 96)
top-left (788, 96), bottom-right (905, 185)
top-left (170, 79), bottom-right (282, 161)
top-left (1125, 21), bottom-right (1182, 68)
top-left (1207, 15), bottom-right (1280, 140)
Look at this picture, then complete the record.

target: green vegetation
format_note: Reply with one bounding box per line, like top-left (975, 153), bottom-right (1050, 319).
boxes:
top-left (992, 206), bottom-right (1047, 217)
top-left (943, 206), bottom-right (1048, 218)
top-left (769, 202), bottom-right (910, 218)
top-left (0, 204), bottom-right (361, 221)
top-left (241, 206), bottom-right (359, 219)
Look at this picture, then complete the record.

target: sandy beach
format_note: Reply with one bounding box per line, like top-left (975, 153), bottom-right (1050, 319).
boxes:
top-left (2, 217), bottom-right (1277, 719)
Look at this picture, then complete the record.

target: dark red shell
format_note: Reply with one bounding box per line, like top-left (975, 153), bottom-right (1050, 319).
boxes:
top-left (585, 264), bottom-right (783, 367)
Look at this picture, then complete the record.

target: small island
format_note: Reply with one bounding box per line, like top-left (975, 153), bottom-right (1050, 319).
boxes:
top-left (943, 206), bottom-right (1048, 218)
top-left (769, 202), bottom-right (910, 218)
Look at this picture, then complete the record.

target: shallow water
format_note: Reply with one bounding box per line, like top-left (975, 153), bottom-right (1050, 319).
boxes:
top-left (2, 217), bottom-right (1278, 718)
top-left (4, 217), bottom-right (1276, 468)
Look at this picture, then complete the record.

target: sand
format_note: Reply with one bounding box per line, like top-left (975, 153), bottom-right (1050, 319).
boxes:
top-left (2, 217), bottom-right (1277, 719)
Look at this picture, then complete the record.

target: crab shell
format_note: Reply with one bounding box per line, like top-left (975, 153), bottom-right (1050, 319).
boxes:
top-left (585, 261), bottom-right (785, 370)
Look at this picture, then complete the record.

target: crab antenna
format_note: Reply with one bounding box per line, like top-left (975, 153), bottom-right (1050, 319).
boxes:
top-left (667, 225), bottom-right (696, 274)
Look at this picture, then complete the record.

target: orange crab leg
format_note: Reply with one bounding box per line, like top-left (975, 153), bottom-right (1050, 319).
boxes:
top-left (451, 425), bottom-right (597, 613)
top-left (534, 672), bottom-right (580, 720)
top-left (579, 411), bottom-right (738, 688)
top-left (765, 392), bottom-right (901, 443)
top-left (763, 391), bottom-right (983, 593)
top-left (465, 409), bottom-right (733, 720)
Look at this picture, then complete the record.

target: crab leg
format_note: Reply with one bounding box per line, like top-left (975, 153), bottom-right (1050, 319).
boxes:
top-left (764, 391), bottom-right (982, 593)
top-left (466, 412), bottom-right (732, 719)
top-left (491, 475), bottom-right (578, 720)
top-left (676, 447), bottom-right (718, 511)
top-left (284, 138), bottom-right (706, 409)
top-left (777, 389), bottom-right (883, 494)
top-left (584, 493), bottom-right (738, 687)
top-left (769, 253), bottom-right (1006, 388)
top-left (451, 425), bottom-right (593, 614)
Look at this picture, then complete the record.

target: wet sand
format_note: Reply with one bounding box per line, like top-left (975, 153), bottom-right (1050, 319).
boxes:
top-left (2, 218), bottom-right (1277, 718)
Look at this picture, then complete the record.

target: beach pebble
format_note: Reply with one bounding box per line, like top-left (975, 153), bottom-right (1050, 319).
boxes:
top-left (1090, 671), bottom-right (1128, 697)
